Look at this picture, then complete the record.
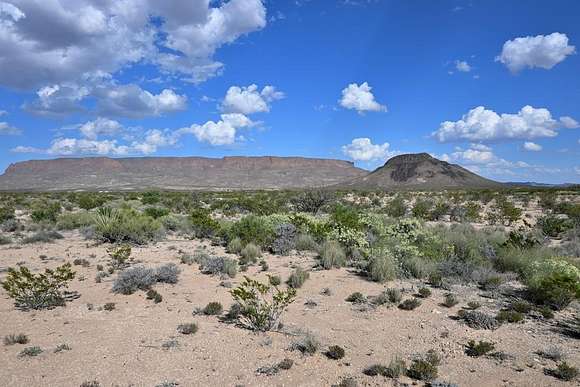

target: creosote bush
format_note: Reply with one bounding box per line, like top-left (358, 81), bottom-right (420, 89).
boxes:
top-left (230, 276), bottom-right (296, 331)
top-left (399, 298), bottom-right (421, 310)
top-left (418, 287), bottom-right (432, 298)
top-left (227, 238), bottom-right (243, 254)
top-left (546, 362), bottom-right (578, 381)
top-left (407, 352), bottom-right (440, 381)
top-left (146, 289), bottom-right (162, 303)
top-left (346, 292), bottom-right (366, 304)
top-left (465, 340), bottom-right (495, 357)
top-left (442, 293), bottom-right (459, 308)
top-left (385, 288), bottom-right (402, 303)
top-left (2, 263), bottom-right (75, 309)
top-left (496, 310), bottom-right (524, 323)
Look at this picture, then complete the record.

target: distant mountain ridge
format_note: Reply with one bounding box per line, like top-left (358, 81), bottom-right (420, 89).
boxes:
top-left (0, 153), bottom-right (505, 191)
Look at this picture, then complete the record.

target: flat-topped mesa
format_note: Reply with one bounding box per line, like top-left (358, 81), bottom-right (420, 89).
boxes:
top-left (0, 156), bottom-right (366, 191)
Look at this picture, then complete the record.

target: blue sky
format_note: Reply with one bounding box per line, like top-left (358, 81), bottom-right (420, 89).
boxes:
top-left (0, 0), bottom-right (579, 183)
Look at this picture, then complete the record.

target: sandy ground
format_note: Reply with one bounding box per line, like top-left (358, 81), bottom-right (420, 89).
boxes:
top-left (0, 232), bottom-right (578, 387)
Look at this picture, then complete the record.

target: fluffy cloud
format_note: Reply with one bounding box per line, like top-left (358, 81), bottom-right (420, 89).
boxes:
top-left (0, 121), bottom-right (21, 135)
top-left (455, 60), bottom-right (471, 72)
top-left (25, 83), bottom-right (90, 116)
top-left (178, 113), bottom-right (254, 146)
top-left (95, 85), bottom-right (187, 118)
top-left (560, 116), bottom-right (580, 129)
top-left (339, 82), bottom-right (387, 114)
top-left (496, 33), bottom-right (576, 73)
top-left (342, 138), bottom-right (395, 161)
top-left (221, 84), bottom-right (284, 115)
top-left (78, 118), bottom-right (123, 140)
top-left (523, 141), bottom-right (542, 151)
top-left (433, 105), bottom-right (576, 142)
top-left (0, 0), bottom-right (266, 89)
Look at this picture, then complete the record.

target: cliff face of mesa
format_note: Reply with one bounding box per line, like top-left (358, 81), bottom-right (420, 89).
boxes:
top-left (0, 156), bottom-right (367, 191)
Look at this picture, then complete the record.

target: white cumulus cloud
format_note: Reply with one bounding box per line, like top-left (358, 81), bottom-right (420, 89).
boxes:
top-left (342, 137), bottom-right (395, 161)
top-left (560, 116), bottom-right (580, 129)
top-left (455, 60), bottom-right (471, 72)
top-left (496, 32), bottom-right (576, 73)
top-left (177, 113), bottom-right (254, 146)
top-left (78, 118), bottom-right (123, 140)
top-left (0, 121), bottom-right (21, 135)
top-left (0, 0), bottom-right (266, 89)
top-left (95, 85), bottom-right (187, 118)
top-left (221, 84), bottom-right (284, 115)
top-left (339, 82), bottom-right (387, 114)
top-left (433, 105), bottom-right (575, 142)
top-left (523, 141), bottom-right (542, 151)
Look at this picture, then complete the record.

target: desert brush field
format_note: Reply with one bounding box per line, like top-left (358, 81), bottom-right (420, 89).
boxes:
top-left (0, 189), bottom-right (579, 387)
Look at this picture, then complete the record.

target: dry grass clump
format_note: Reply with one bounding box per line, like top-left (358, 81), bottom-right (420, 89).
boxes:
top-left (287, 267), bottom-right (309, 289)
top-left (4, 334), bottom-right (29, 345)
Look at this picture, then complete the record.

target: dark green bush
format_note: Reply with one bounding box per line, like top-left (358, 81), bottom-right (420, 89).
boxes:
top-left (496, 310), bottom-right (524, 323)
top-left (190, 208), bottom-right (220, 238)
top-left (407, 359), bottom-right (438, 381)
top-left (93, 208), bottom-right (164, 245)
top-left (546, 362), bottom-right (578, 381)
top-left (144, 207), bottom-right (170, 219)
top-left (229, 215), bottom-right (274, 247)
top-left (30, 202), bottom-right (61, 223)
top-left (465, 340), bottom-right (495, 357)
top-left (399, 298), bottom-right (421, 310)
top-left (345, 292), bottom-right (366, 304)
top-left (538, 215), bottom-right (572, 237)
top-left (177, 322), bottom-right (198, 335)
top-left (203, 301), bottom-right (223, 315)
top-left (326, 345), bottom-right (345, 360)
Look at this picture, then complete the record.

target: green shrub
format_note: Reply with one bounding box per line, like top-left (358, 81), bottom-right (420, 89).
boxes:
top-left (412, 199), bottom-right (433, 220)
top-left (510, 300), bottom-right (533, 313)
top-left (291, 190), bottom-right (332, 213)
top-left (198, 256), bottom-right (238, 278)
top-left (384, 356), bottom-right (407, 378)
top-left (93, 208), bottom-right (164, 245)
top-left (399, 298), bottom-right (421, 310)
top-left (385, 196), bottom-right (406, 217)
top-left (263, 275), bottom-right (280, 287)
top-left (526, 259), bottom-right (580, 310)
top-left (30, 202), bottom-right (61, 223)
top-left (367, 249), bottom-right (397, 283)
top-left (227, 237), bottom-right (244, 254)
top-left (291, 333), bottom-right (320, 355)
top-left (107, 244), bottom-right (132, 271)
top-left (287, 267), bottom-right (309, 289)
top-left (460, 310), bottom-right (500, 330)
top-left (418, 287), bottom-right (432, 298)
top-left (190, 208), bottom-right (220, 238)
top-left (76, 194), bottom-right (107, 210)
top-left (467, 301), bottom-right (481, 310)
top-left (442, 293), bottom-right (459, 307)
top-left (203, 301), bottom-right (223, 315)
top-left (177, 322), bottom-right (198, 335)
top-left (345, 292), bottom-right (366, 304)
top-left (496, 310), bottom-right (524, 323)
top-left (465, 340), bottom-right (495, 357)
top-left (1, 263), bottom-right (75, 309)
top-left (0, 235), bottom-right (12, 245)
top-left (0, 206), bottom-right (15, 222)
top-left (385, 288), bottom-right (402, 303)
top-left (144, 207), bottom-right (170, 219)
top-left (547, 362), bottom-right (578, 381)
top-left (538, 215), bottom-right (571, 237)
top-left (240, 243), bottom-right (261, 265)
top-left (319, 240), bottom-right (346, 269)
top-left (407, 358), bottom-right (438, 381)
top-left (18, 346), bottom-right (43, 357)
top-left (146, 289), bottom-right (162, 303)
top-left (4, 334), bottom-right (29, 345)
top-left (229, 215), bottom-right (274, 247)
top-left (295, 233), bottom-right (319, 251)
top-left (56, 211), bottom-right (93, 230)
top-left (230, 276), bottom-right (296, 331)
top-left (326, 345), bottom-right (345, 360)
top-left (22, 230), bottom-right (64, 244)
